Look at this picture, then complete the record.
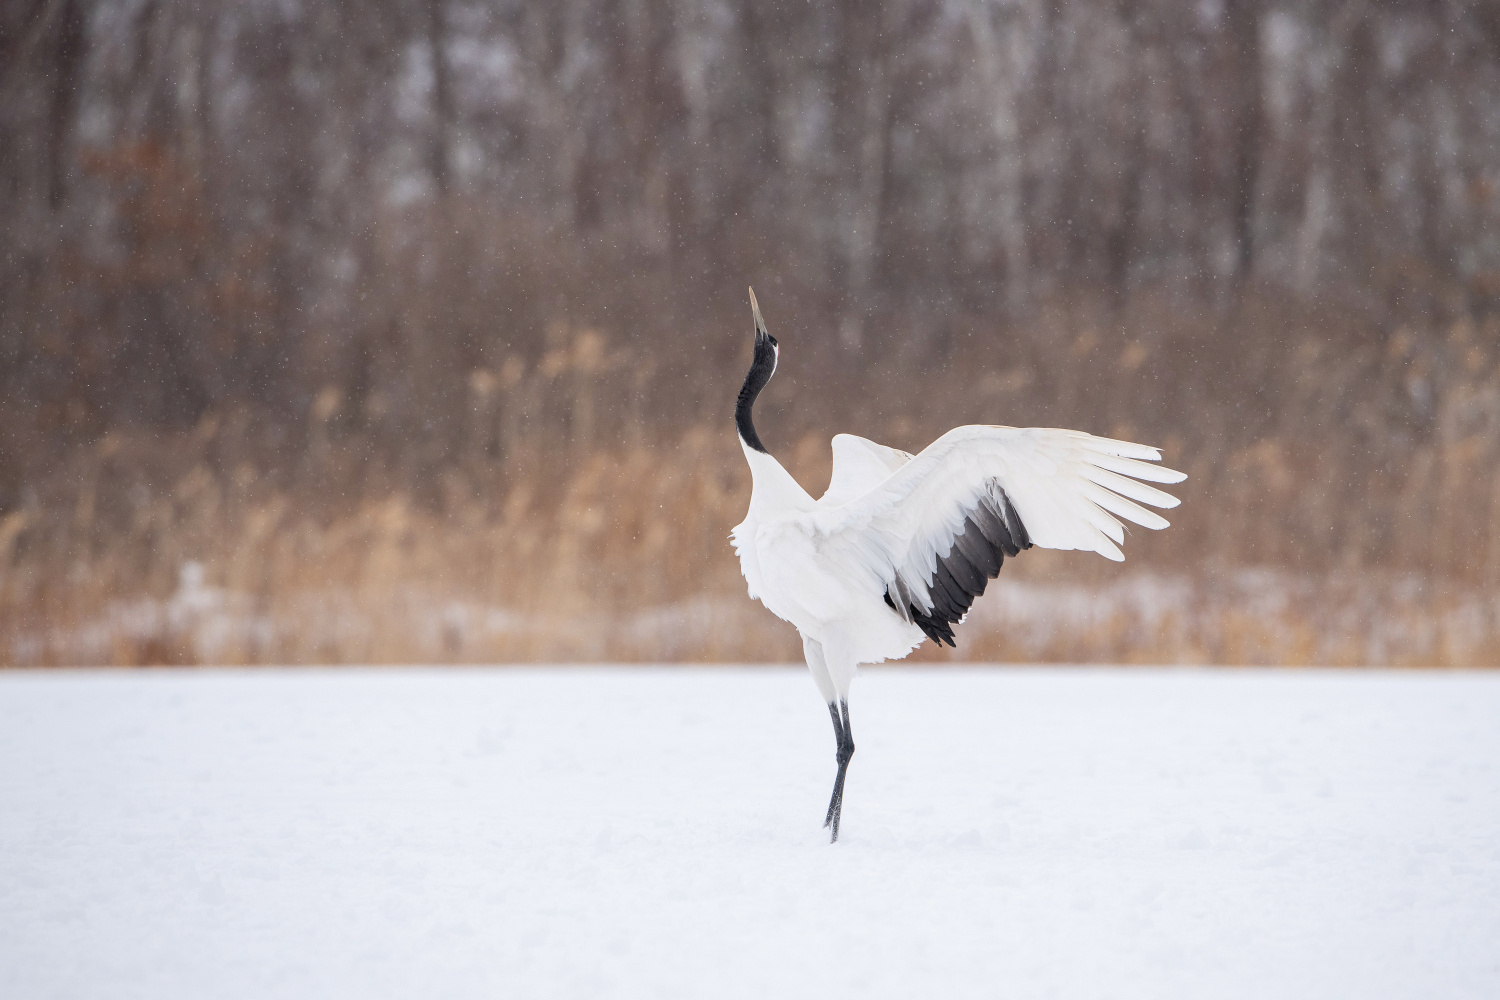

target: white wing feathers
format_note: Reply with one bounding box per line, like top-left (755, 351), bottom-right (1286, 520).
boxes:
top-left (805, 425), bottom-right (1185, 623)
top-left (820, 434), bottom-right (914, 506)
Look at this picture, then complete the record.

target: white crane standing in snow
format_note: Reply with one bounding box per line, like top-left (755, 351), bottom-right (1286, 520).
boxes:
top-left (732, 289), bottom-right (1187, 842)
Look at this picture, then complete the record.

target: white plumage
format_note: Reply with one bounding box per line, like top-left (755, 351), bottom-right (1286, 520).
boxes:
top-left (731, 289), bottom-right (1186, 841)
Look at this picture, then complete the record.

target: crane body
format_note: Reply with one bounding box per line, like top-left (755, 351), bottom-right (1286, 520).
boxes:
top-left (732, 289), bottom-right (1186, 841)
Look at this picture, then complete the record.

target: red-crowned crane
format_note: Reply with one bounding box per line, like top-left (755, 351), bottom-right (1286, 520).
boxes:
top-left (731, 289), bottom-right (1187, 842)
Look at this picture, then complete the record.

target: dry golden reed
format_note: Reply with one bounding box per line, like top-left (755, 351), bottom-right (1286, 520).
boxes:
top-left (5, 305), bottom-right (1500, 668)
top-left (3, 427), bottom-right (1499, 668)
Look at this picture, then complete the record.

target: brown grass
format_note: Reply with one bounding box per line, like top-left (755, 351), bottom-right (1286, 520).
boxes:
top-left (5, 296), bottom-right (1500, 668)
top-left (5, 404), bottom-right (1500, 667)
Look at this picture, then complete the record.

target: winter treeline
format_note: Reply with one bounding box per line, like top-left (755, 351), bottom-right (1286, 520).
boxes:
top-left (3, 0), bottom-right (1500, 666)
top-left (3, 0), bottom-right (1498, 438)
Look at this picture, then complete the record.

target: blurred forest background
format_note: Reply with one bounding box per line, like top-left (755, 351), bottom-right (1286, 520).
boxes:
top-left (3, 0), bottom-right (1500, 666)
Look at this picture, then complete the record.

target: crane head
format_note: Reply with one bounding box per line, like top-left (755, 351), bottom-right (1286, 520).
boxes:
top-left (748, 287), bottom-right (778, 360)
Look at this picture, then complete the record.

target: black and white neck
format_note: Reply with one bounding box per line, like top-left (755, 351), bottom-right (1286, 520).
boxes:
top-left (736, 287), bottom-right (779, 454)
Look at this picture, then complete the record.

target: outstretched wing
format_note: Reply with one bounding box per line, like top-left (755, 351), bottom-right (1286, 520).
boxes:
top-left (807, 425), bottom-right (1186, 646)
top-left (819, 433), bottom-right (914, 507)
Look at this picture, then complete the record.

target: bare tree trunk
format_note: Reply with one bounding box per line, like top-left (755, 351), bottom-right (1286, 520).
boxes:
top-left (837, 0), bottom-right (892, 353)
top-left (966, 0), bottom-right (1027, 311)
top-left (1106, 10), bottom-right (1146, 312)
top-left (174, 8), bottom-right (211, 188)
top-left (842, 57), bottom-right (888, 351)
top-left (1106, 122), bottom-right (1142, 311)
top-left (426, 0), bottom-right (451, 196)
top-left (1224, 0), bottom-right (1264, 286)
top-left (46, 0), bottom-right (84, 209)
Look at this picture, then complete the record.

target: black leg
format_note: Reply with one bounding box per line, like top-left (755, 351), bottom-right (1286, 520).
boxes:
top-left (823, 702), bottom-right (844, 828)
top-left (823, 699), bottom-right (855, 843)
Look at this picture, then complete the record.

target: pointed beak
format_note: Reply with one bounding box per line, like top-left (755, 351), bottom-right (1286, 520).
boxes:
top-left (748, 286), bottom-right (768, 344)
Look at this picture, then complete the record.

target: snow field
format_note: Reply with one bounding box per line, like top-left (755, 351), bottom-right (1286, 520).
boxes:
top-left (2, 666), bottom-right (1498, 999)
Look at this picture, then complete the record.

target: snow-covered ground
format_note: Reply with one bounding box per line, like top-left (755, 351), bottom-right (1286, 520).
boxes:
top-left (2, 666), bottom-right (1497, 999)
